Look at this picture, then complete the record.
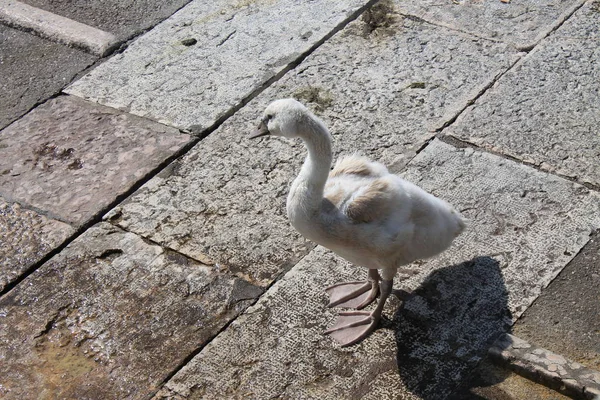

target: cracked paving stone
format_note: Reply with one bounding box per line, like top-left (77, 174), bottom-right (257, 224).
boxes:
top-left (446, 3), bottom-right (600, 188)
top-left (0, 95), bottom-right (191, 227)
top-left (0, 222), bottom-right (263, 399)
top-left (106, 14), bottom-right (519, 288)
top-left (154, 140), bottom-right (600, 399)
top-left (0, 25), bottom-right (96, 130)
top-left (0, 197), bottom-right (74, 293)
top-left (65, 0), bottom-right (374, 131)
top-left (396, 0), bottom-right (586, 50)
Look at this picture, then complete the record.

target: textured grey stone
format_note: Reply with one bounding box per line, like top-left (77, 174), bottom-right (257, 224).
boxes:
top-left (0, 197), bottom-right (74, 292)
top-left (401, 140), bottom-right (600, 317)
top-left (0, 223), bottom-right (262, 399)
top-left (446, 6), bottom-right (600, 188)
top-left (22, 0), bottom-right (192, 40)
top-left (107, 15), bottom-right (518, 287)
top-left (0, 95), bottom-right (190, 226)
top-left (66, 0), bottom-right (373, 131)
top-left (396, 0), bottom-right (586, 50)
top-left (155, 140), bottom-right (599, 399)
top-left (0, 25), bottom-right (95, 130)
top-left (154, 247), bottom-right (420, 400)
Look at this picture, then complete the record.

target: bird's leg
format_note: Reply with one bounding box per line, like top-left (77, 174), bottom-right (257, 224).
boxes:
top-left (325, 269), bottom-right (380, 309)
top-left (324, 279), bottom-right (393, 347)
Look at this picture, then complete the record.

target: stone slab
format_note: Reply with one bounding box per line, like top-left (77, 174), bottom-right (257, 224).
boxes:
top-left (446, 5), bottom-right (600, 188)
top-left (106, 14), bottom-right (519, 287)
top-left (396, 0), bottom-right (586, 50)
top-left (0, 25), bottom-right (95, 130)
top-left (0, 197), bottom-right (74, 293)
top-left (0, 0), bottom-right (118, 56)
top-left (65, 0), bottom-right (377, 131)
top-left (0, 95), bottom-right (191, 226)
top-left (513, 233), bottom-right (600, 371)
top-left (22, 0), bottom-right (192, 40)
top-left (155, 140), bottom-right (600, 399)
top-left (488, 334), bottom-right (600, 400)
top-left (0, 222), bottom-right (263, 399)
top-left (453, 357), bottom-right (572, 399)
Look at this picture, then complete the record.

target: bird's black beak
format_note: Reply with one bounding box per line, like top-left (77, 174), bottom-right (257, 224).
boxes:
top-left (249, 120), bottom-right (270, 139)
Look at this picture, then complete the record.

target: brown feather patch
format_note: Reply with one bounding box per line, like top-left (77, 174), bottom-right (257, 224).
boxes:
top-left (330, 156), bottom-right (374, 178)
top-left (346, 179), bottom-right (393, 223)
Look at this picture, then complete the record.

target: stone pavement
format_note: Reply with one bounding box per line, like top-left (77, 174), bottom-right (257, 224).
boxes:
top-left (1, 0), bottom-right (599, 399)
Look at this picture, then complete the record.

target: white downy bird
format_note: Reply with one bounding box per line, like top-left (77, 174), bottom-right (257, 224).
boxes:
top-left (250, 99), bottom-right (465, 346)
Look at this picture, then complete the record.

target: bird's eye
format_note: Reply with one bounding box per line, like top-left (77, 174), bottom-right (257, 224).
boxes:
top-left (265, 114), bottom-right (273, 121)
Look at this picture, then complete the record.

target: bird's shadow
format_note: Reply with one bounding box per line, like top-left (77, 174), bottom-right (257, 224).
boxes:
top-left (385, 256), bottom-right (513, 399)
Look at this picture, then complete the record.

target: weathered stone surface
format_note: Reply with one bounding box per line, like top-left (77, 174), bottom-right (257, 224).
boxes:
top-left (155, 140), bottom-right (599, 399)
top-left (107, 15), bottom-right (518, 287)
top-left (396, 0), bottom-right (586, 50)
top-left (22, 0), bottom-right (192, 40)
top-left (401, 140), bottom-right (600, 317)
top-left (488, 334), bottom-right (600, 400)
top-left (155, 247), bottom-right (421, 400)
top-left (446, 5), bottom-right (600, 188)
top-left (513, 233), bottom-right (600, 371)
top-left (0, 197), bottom-right (73, 293)
top-left (0, 25), bottom-right (95, 130)
top-left (453, 357), bottom-right (572, 399)
top-left (66, 0), bottom-right (374, 131)
top-left (0, 95), bottom-right (190, 226)
top-left (0, 223), bottom-right (262, 399)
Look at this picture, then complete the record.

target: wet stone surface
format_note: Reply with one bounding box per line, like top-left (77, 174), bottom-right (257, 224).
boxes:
top-left (0, 197), bottom-right (74, 293)
top-left (0, 95), bottom-right (191, 226)
top-left (446, 3), bottom-right (600, 188)
top-left (66, 0), bottom-right (373, 131)
top-left (396, 0), bottom-right (585, 50)
top-left (0, 25), bottom-right (95, 130)
top-left (154, 140), bottom-right (600, 399)
top-left (107, 15), bottom-right (518, 288)
top-left (0, 223), bottom-right (262, 399)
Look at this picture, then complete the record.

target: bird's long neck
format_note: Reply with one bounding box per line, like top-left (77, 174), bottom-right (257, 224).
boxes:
top-left (290, 115), bottom-right (332, 212)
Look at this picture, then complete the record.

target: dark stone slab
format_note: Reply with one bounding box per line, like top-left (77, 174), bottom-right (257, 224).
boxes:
top-left (0, 95), bottom-right (191, 226)
top-left (22, 0), bottom-right (192, 40)
top-left (0, 223), bottom-right (262, 399)
top-left (0, 197), bottom-right (74, 293)
top-left (513, 233), bottom-right (600, 371)
top-left (0, 25), bottom-right (95, 130)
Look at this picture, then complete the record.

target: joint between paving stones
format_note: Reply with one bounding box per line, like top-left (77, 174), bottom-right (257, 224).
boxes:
top-left (185, 0), bottom-right (381, 140)
top-left (438, 135), bottom-right (600, 193)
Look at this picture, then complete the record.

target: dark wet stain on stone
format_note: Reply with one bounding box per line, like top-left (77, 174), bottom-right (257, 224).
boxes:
top-left (293, 86), bottom-right (333, 112)
top-left (408, 82), bottom-right (426, 89)
top-left (228, 278), bottom-right (264, 305)
top-left (165, 249), bottom-right (191, 266)
top-left (31, 143), bottom-right (83, 171)
top-left (96, 249), bottom-right (123, 262)
top-left (360, 0), bottom-right (398, 36)
top-left (181, 38), bottom-right (197, 46)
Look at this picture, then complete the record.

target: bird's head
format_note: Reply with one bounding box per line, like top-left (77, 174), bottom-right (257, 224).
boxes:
top-left (249, 98), bottom-right (311, 140)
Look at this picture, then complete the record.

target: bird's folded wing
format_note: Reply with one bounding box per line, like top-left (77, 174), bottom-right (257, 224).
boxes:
top-left (345, 178), bottom-right (394, 224)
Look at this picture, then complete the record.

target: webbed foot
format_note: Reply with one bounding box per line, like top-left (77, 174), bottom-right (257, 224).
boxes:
top-left (324, 311), bottom-right (378, 347)
top-left (325, 281), bottom-right (379, 309)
